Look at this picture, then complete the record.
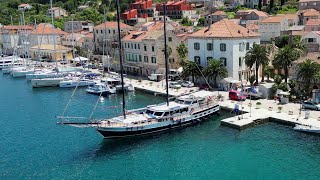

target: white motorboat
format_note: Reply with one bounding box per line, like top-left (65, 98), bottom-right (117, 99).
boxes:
top-left (85, 83), bottom-right (116, 95)
top-left (102, 77), bottom-right (135, 92)
top-left (59, 78), bottom-right (96, 88)
top-left (293, 124), bottom-right (320, 134)
top-left (31, 77), bottom-right (65, 88)
top-left (0, 56), bottom-right (23, 70)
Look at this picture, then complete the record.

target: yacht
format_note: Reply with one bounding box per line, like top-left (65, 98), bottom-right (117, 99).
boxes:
top-left (85, 83), bottom-right (116, 95)
top-left (102, 77), bottom-right (135, 92)
top-left (59, 77), bottom-right (96, 88)
top-left (61, 91), bottom-right (219, 138)
top-left (293, 124), bottom-right (320, 134)
top-left (31, 77), bottom-right (65, 88)
top-left (26, 70), bottom-right (65, 80)
top-left (0, 56), bottom-right (23, 70)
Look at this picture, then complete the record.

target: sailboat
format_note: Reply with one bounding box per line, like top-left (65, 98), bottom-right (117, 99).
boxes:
top-left (31, 0), bottom-right (65, 88)
top-left (58, 2), bottom-right (220, 139)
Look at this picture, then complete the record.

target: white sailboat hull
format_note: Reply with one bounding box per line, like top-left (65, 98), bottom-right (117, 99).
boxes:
top-left (59, 80), bottom-right (95, 88)
top-left (12, 70), bottom-right (34, 78)
top-left (26, 72), bottom-right (64, 80)
top-left (31, 78), bottom-right (64, 88)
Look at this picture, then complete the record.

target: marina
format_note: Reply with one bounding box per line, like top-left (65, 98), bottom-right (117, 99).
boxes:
top-left (1, 72), bottom-right (320, 178)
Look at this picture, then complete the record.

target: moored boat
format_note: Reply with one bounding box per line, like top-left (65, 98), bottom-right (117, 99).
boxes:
top-left (85, 83), bottom-right (116, 95)
top-left (31, 77), bottom-right (65, 88)
top-left (293, 124), bottom-right (320, 134)
top-left (59, 78), bottom-right (96, 88)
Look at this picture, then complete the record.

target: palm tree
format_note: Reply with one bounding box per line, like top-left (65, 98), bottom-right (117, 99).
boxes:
top-left (273, 45), bottom-right (300, 83)
top-left (245, 44), bottom-right (269, 85)
top-left (296, 59), bottom-right (320, 94)
top-left (203, 60), bottom-right (228, 87)
top-left (176, 43), bottom-right (188, 66)
top-left (181, 61), bottom-right (201, 83)
top-left (265, 65), bottom-right (274, 81)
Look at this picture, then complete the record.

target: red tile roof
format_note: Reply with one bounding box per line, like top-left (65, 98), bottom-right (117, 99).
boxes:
top-left (306, 19), bottom-right (320, 25)
top-left (94, 22), bottom-right (133, 29)
top-left (31, 25), bottom-right (67, 35)
top-left (211, 10), bottom-right (227, 16)
top-left (189, 19), bottom-right (259, 38)
top-left (303, 9), bottom-right (320, 16)
top-left (261, 16), bottom-right (286, 23)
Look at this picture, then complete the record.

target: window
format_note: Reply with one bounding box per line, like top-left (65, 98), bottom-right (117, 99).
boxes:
top-left (152, 46), bottom-right (155, 52)
top-left (96, 30), bottom-right (98, 34)
top-left (138, 44), bottom-right (140, 49)
top-left (131, 44), bottom-right (133, 49)
top-left (139, 55), bottom-right (142, 62)
top-left (144, 45), bottom-right (147, 51)
top-left (169, 58), bottom-right (175, 63)
top-left (239, 57), bottom-right (242, 67)
top-left (144, 56), bottom-right (148, 63)
top-left (168, 37), bottom-right (172, 42)
top-left (220, 43), bottom-right (226, 51)
top-left (194, 56), bottom-right (200, 65)
top-left (113, 30), bottom-right (116, 34)
top-left (151, 57), bottom-right (157, 63)
top-left (134, 44), bottom-right (137, 49)
top-left (207, 57), bottom-right (213, 65)
top-left (108, 30), bottom-right (111, 34)
top-left (246, 42), bottom-right (250, 50)
top-left (194, 42), bottom-right (200, 50)
top-left (207, 43), bottom-right (213, 51)
top-left (220, 57), bottom-right (227, 66)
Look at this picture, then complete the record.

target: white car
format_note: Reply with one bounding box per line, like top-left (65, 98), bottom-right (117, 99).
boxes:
top-left (169, 82), bottom-right (182, 89)
top-left (180, 81), bottom-right (194, 87)
top-left (302, 101), bottom-right (320, 111)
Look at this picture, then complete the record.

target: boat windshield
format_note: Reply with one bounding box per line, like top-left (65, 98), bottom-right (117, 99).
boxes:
top-left (184, 101), bottom-right (193, 105)
top-left (154, 111), bottom-right (164, 116)
top-left (175, 99), bottom-right (184, 104)
top-left (145, 110), bottom-right (154, 115)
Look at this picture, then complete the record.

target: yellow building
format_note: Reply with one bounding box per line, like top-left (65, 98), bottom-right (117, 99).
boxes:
top-left (30, 44), bottom-right (73, 61)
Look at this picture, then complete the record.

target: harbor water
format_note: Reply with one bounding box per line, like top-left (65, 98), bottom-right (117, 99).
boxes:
top-left (1, 72), bottom-right (320, 179)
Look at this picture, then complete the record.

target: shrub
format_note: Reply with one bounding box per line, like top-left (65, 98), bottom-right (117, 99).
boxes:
top-left (274, 74), bottom-right (282, 85)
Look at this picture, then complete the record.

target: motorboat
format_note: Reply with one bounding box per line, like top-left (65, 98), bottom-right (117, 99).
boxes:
top-left (0, 56), bottom-right (23, 70)
top-left (102, 77), bottom-right (135, 92)
top-left (85, 83), bottom-right (116, 95)
top-left (293, 124), bottom-right (320, 134)
top-left (59, 77), bottom-right (96, 88)
top-left (26, 70), bottom-right (65, 80)
top-left (31, 77), bottom-right (65, 88)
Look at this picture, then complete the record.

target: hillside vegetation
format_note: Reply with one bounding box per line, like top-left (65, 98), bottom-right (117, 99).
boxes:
top-left (0, 0), bottom-right (132, 29)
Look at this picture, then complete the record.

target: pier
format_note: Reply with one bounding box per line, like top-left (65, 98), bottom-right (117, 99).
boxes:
top-left (219, 100), bottom-right (320, 131)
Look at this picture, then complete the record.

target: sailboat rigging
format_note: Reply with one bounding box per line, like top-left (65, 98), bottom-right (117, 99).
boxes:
top-left (58, 1), bottom-right (220, 139)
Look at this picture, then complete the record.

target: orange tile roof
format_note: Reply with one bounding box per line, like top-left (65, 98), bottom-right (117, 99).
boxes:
top-left (292, 31), bottom-right (308, 36)
top-left (261, 16), bottom-right (286, 23)
top-left (19, 4), bottom-right (30, 7)
top-left (188, 19), bottom-right (259, 38)
top-left (122, 21), bottom-right (165, 42)
top-left (306, 19), bottom-right (320, 25)
top-left (303, 9), bottom-right (320, 17)
top-left (94, 22), bottom-right (133, 29)
top-left (247, 23), bottom-right (259, 30)
top-left (31, 25), bottom-right (67, 35)
top-left (299, 0), bottom-right (320, 2)
top-left (283, 13), bottom-right (299, 20)
top-left (250, 10), bottom-right (268, 17)
top-left (211, 10), bottom-right (227, 16)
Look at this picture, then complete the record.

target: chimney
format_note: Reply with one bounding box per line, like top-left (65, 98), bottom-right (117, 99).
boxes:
top-left (207, 15), bottom-right (212, 30)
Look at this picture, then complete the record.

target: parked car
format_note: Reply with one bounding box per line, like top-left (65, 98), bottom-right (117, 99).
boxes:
top-left (243, 87), bottom-right (262, 99)
top-left (148, 74), bottom-right (163, 82)
top-left (169, 82), bottom-right (182, 89)
top-left (229, 90), bottom-right (246, 101)
top-left (302, 101), bottom-right (320, 111)
top-left (180, 81), bottom-right (194, 87)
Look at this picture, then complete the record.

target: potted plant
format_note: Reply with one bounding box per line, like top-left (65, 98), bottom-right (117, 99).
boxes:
top-left (256, 102), bottom-right (262, 109)
top-left (278, 106), bottom-right (283, 113)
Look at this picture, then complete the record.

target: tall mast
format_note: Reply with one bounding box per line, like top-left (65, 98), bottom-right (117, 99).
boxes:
top-left (50, 0), bottom-right (58, 70)
top-left (116, 0), bottom-right (126, 119)
top-left (163, 3), bottom-right (169, 106)
top-left (103, 8), bottom-right (110, 72)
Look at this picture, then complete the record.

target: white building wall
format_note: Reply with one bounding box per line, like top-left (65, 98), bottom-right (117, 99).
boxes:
top-left (187, 37), bottom-right (260, 81)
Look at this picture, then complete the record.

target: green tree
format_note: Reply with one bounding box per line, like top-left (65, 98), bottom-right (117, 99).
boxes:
top-left (245, 44), bottom-right (269, 84)
top-left (296, 59), bottom-right (320, 94)
top-left (273, 45), bottom-right (300, 83)
top-left (265, 65), bottom-right (274, 81)
top-left (197, 17), bottom-right (205, 26)
top-left (274, 74), bottom-right (282, 85)
top-left (176, 43), bottom-right (188, 65)
top-left (203, 60), bottom-right (228, 87)
top-left (181, 61), bottom-right (201, 83)
top-left (180, 17), bottom-right (192, 26)
top-left (258, 0), bottom-right (262, 10)
top-left (269, 0), bottom-right (274, 13)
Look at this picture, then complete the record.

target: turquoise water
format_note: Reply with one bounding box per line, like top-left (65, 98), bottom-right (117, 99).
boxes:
top-left (1, 72), bottom-right (320, 179)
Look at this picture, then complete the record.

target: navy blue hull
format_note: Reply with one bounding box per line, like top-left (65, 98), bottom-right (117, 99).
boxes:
top-left (97, 105), bottom-right (219, 139)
